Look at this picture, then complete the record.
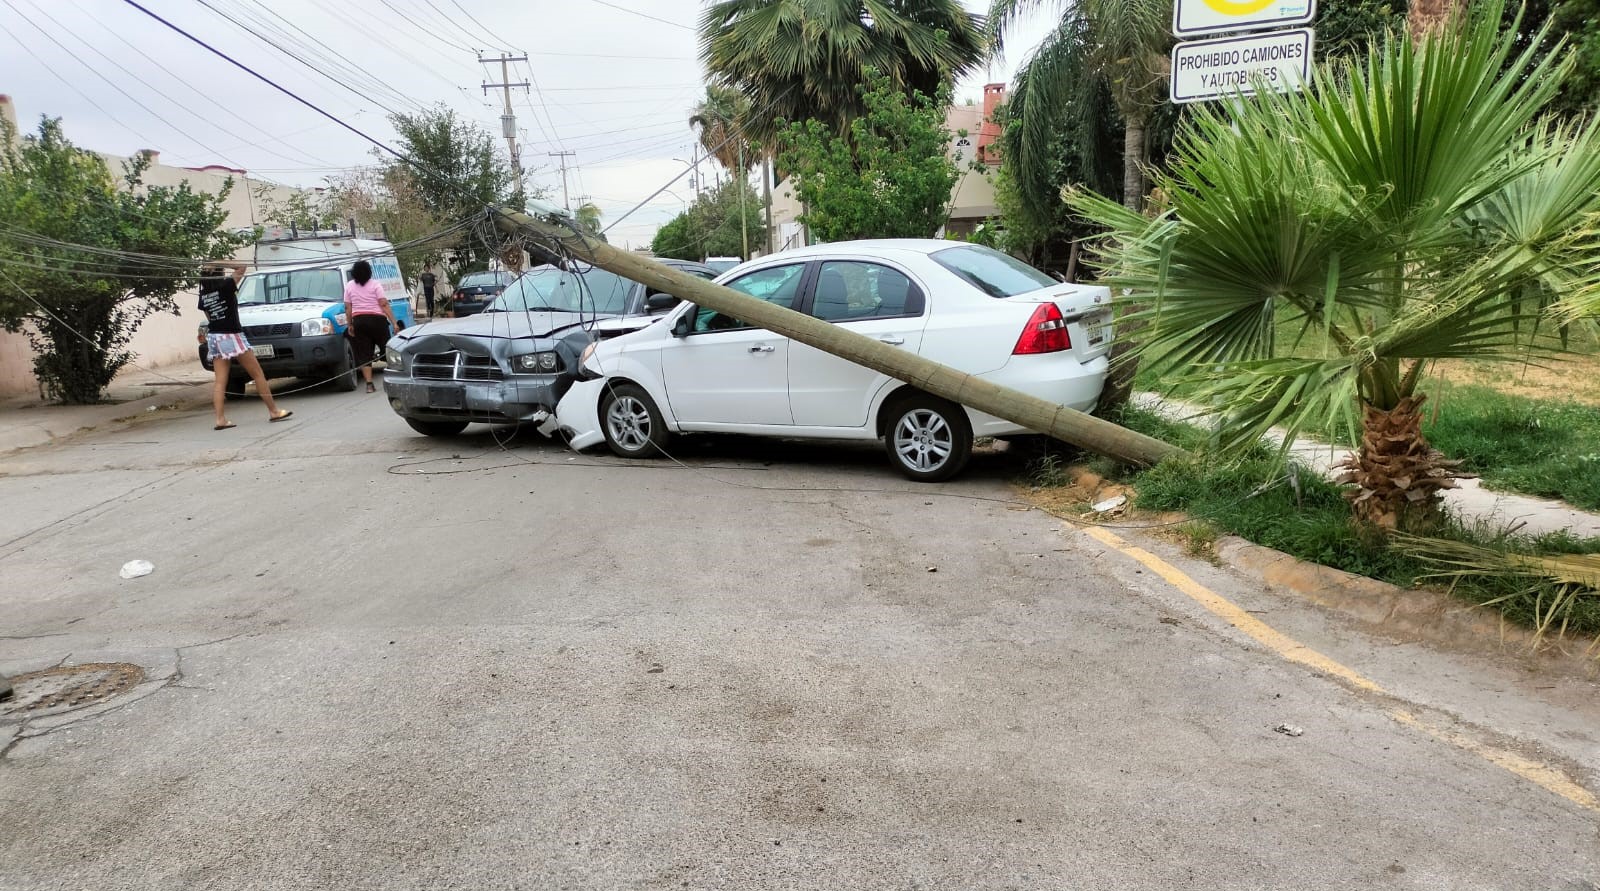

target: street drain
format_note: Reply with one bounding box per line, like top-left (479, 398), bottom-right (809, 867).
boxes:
top-left (0, 663), bottom-right (146, 719)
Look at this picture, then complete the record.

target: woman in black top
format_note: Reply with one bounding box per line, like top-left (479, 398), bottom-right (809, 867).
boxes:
top-left (198, 264), bottom-right (292, 430)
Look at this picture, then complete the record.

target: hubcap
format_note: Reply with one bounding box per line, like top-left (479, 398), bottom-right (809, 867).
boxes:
top-left (894, 409), bottom-right (953, 472)
top-left (606, 395), bottom-right (652, 451)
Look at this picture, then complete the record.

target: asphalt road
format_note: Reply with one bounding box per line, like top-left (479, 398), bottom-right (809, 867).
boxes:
top-left (2, 379), bottom-right (1597, 890)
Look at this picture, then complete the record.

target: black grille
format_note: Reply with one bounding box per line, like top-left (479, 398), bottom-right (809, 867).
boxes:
top-left (244, 323), bottom-right (295, 338)
top-left (412, 352), bottom-right (504, 382)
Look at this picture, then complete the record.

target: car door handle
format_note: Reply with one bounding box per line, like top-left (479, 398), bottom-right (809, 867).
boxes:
top-left (748, 345), bottom-right (775, 354)
top-left (877, 336), bottom-right (906, 346)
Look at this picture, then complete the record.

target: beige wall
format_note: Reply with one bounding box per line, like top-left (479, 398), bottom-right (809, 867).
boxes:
top-left (0, 93), bottom-right (314, 398)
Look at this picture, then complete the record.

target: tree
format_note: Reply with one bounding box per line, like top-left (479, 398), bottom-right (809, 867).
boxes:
top-left (1071, 6), bottom-right (1600, 530)
top-left (0, 118), bottom-right (248, 404)
top-left (322, 166), bottom-right (448, 284)
top-left (989, 0), bottom-right (1171, 215)
top-left (700, 0), bottom-right (985, 146)
top-left (1316, 1), bottom-right (1409, 60)
top-left (253, 184), bottom-right (327, 231)
top-left (379, 105), bottom-right (520, 273)
top-left (650, 180), bottom-right (766, 261)
top-left (777, 71), bottom-right (961, 243)
top-left (690, 85), bottom-right (757, 174)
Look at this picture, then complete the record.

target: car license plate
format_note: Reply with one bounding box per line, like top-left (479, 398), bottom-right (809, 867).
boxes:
top-left (1085, 312), bottom-right (1110, 346)
top-left (427, 387), bottom-right (465, 409)
top-left (253, 344), bottom-right (275, 359)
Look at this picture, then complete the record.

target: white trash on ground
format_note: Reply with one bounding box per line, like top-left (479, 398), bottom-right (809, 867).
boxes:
top-left (119, 560), bottom-right (154, 580)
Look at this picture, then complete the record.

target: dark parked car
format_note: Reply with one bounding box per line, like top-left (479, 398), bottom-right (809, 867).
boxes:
top-left (383, 260), bottom-right (715, 436)
top-left (449, 270), bottom-right (517, 316)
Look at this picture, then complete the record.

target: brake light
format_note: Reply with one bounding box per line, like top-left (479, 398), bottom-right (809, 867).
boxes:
top-left (1013, 303), bottom-right (1072, 354)
top-left (453, 291), bottom-right (465, 301)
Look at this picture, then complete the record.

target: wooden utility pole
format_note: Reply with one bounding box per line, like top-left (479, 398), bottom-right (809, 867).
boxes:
top-left (494, 208), bottom-right (1184, 466)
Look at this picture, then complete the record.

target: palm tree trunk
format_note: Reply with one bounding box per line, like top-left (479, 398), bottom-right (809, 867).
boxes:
top-left (1409, 0), bottom-right (1465, 40)
top-left (1337, 395), bottom-right (1462, 530)
top-left (1100, 114), bottom-right (1151, 415)
top-left (1122, 116), bottom-right (1147, 213)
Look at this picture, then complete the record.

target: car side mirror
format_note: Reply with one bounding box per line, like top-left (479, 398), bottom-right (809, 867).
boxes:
top-left (672, 313), bottom-right (693, 337)
top-left (645, 292), bottom-right (679, 312)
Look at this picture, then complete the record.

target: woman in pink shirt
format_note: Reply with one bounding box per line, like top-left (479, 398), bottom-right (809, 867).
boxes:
top-left (343, 260), bottom-right (399, 393)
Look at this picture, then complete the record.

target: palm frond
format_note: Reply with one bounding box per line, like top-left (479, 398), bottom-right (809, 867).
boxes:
top-left (1398, 533), bottom-right (1600, 648)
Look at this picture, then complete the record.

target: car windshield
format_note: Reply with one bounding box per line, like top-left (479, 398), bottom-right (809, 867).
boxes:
top-left (705, 259), bottom-right (740, 274)
top-left (930, 244), bottom-right (1057, 299)
top-left (237, 268), bottom-right (344, 305)
top-left (487, 267), bottom-right (633, 314)
top-left (459, 272), bottom-right (506, 287)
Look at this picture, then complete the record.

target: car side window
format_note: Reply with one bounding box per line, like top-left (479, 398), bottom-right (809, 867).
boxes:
top-left (693, 264), bottom-right (805, 333)
top-left (810, 261), bottom-right (923, 322)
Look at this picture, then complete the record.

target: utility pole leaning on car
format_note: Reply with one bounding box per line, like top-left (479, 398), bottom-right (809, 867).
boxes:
top-left (492, 206), bottom-right (1185, 467)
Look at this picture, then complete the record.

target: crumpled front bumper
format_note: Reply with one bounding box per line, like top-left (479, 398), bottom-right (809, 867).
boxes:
top-left (553, 377), bottom-right (607, 450)
top-left (383, 373), bottom-right (567, 424)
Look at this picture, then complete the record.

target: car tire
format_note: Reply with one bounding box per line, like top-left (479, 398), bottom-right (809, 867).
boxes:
top-left (600, 382), bottom-right (670, 459)
top-left (224, 377), bottom-right (250, 400)
top-left (405, 418), bottom-right (469, 437)
top-left (332, 341), bottom-right (358, 392)
top-left (882, 394), bottom-right (972, 482)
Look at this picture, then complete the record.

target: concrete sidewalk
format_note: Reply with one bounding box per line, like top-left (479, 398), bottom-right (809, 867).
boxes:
top-left (0, 362), bottom-right (212, 455)
top-left (1135, 392), bottom-right (1600, 539)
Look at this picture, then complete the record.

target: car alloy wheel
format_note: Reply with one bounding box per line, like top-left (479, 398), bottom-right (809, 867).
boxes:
top-left (895, 409), bottom-right (954, 473)
top-left (601, 383), bottom-right (669, 458)
top-left (883, 395), bottom-right (972, 482)
top-left (607, 394), bottom-right (653, 451)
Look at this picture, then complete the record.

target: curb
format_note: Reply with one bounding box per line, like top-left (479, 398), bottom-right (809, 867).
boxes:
top-left (0, 383), bottom-right (211, 455)
top-left (1213, 534), bottom-right (1599, 678)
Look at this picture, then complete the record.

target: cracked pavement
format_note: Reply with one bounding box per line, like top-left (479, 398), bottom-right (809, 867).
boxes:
top-left (1, 383), bottom-right (1597, 890)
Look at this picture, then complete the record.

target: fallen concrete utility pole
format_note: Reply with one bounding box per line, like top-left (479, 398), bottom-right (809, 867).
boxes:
top-left (494, 207), bottom-right (1185, 467)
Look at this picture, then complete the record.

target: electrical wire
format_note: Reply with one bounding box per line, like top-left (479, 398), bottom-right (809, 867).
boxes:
top-left (581, 0), bottom-right (695, 32)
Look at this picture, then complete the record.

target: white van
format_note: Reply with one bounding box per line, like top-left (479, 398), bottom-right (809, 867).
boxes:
top-left (198, 231), bottom-right (414, 395)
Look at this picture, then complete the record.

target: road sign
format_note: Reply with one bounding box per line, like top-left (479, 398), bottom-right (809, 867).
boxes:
top-left (1174, 0), bottom-right (1316, 38)
top-left (1170, 28), bottom-right (1315, 104)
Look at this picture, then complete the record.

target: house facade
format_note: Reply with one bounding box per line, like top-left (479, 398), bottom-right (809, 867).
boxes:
top-left (0, 93), bottom-right (312, 398)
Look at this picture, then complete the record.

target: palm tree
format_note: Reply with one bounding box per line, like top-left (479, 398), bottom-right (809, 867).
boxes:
top-left (988, 0), bottom-right (1171, 214)
top-left (1071, 6), bottom-right (1600, 530)
top-left (689, 85), bottom-right (757, 175)
top-left (700, 0), bottom-right (985, 147)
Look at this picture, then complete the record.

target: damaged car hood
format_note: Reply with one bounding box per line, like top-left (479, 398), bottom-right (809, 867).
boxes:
top-left (393, 311), bottom-right (597, 352)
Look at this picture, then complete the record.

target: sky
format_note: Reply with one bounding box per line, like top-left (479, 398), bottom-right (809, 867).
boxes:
top-left (0, 0), bottom-right (1058, 250)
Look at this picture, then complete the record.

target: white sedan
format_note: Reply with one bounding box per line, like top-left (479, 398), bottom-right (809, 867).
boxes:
top-left (554, 240), bottom-right (1113, 481)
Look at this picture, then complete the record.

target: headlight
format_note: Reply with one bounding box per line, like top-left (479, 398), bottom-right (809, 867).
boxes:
top-left (385, 347), bottom-right (403, 370)
top-left (580, 341), bottom-right (597, 368)
top-left (301, 317), bottom-right (333, 336)
top-left (512, 351), bottom-right (562, 374)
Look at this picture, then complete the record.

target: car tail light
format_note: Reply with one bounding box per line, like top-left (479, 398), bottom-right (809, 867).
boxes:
top-left (453, 291), bottom-right (465, 301)
top-left (1013, 303), bottom-right (1072, 354)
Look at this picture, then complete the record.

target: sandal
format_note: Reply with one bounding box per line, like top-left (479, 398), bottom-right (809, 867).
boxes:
top-left (214, 422), bottom-right (236, 431)
top-left (365, 382), bottom-right (376, 394)
top-left (269, 410), bottom-right (294, 423)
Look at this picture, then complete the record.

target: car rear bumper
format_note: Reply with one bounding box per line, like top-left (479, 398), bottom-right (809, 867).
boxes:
top-left (964, 355), bottom-right (1109, 436)
top-left (382, 373), bottom-right (569, 424)
top-left (199, 334), bottom-right (346, 377)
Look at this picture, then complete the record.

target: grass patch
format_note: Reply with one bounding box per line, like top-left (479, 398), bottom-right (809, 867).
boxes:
top-left (1421, 382), bottom-right (1600, 511)
top-left (1088, 407), bottom-right (1600, 638)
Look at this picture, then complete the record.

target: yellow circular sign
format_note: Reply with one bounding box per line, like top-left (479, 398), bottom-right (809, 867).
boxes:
top-left (1202, 0), bottom-right (1276, 13)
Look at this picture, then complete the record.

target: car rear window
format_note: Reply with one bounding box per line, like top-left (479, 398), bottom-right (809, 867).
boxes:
top-left (931, 244), bottom-right (1057, 298)
top-left (459, 272), bottom-right (502, 287)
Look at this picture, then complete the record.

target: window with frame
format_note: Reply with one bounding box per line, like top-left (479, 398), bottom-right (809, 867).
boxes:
top-left (692, 264), bottom-right (805, 332)
top-left (810, 261), bottom-right (922, 322)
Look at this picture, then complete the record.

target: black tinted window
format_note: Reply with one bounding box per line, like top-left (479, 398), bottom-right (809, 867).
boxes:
top-left (811, 261), bottom-right (921, 321)
top-left (931, 244), bottom-right (1056, 298)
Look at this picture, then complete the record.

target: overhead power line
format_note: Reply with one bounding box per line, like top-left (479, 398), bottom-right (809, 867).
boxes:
top-left (581, 0), bottom-right (695, 31)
